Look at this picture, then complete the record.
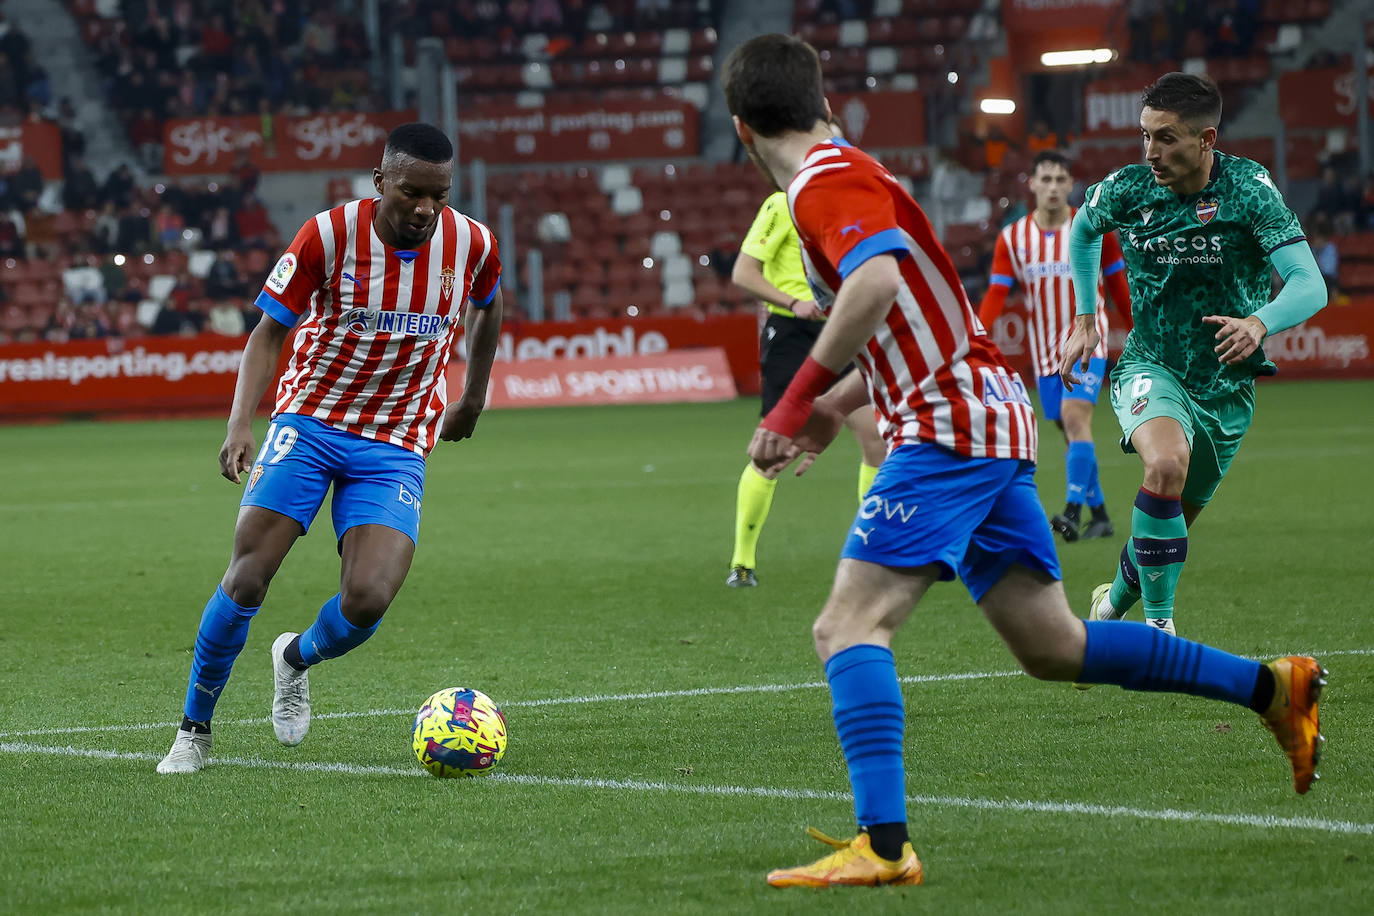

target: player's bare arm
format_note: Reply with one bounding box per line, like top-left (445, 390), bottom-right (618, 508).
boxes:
top-left (748, 254), bottom-right (900, 467)
top-left (731, 252), bottom-right (820, 319)
top-left (442, 289), bottom-right (504, 442)
top-left (220, 315), bottom-right (292, 483)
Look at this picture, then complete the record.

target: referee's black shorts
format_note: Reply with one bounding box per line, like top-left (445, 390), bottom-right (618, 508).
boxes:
top-left (758, 312), bottom-right (861, 416)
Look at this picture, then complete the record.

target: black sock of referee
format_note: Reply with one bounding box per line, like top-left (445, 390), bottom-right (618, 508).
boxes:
top-left (865, 822), bottom-right (909, 860)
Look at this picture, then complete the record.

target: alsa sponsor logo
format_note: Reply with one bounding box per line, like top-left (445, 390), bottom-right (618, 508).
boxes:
top-left (858, 495), bottom-right (918, 524)
top-left (344, 308), bottom-right (454, 339)
top-left (266, 253), bottom-right (297, 295)
top-left (979, 367), bottom-right (1031, 407)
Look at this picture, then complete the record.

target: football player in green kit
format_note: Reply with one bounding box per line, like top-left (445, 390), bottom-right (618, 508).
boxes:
top-left (1060, 72), bottom-right (1327, 636)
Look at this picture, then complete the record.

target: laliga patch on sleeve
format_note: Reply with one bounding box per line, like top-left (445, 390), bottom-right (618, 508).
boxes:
top-left (266, 253), bottom-right (297, 295)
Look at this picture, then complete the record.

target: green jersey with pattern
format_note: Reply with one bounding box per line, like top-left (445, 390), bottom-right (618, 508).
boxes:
top-left (1080, 151), bottom-right (1305, 398)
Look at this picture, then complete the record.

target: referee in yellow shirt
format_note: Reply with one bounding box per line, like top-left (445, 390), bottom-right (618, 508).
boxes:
top-left (726, 190), bottom-right (886, 587)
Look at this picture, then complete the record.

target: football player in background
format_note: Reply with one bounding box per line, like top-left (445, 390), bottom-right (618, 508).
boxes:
top-left (1062, 72), bottom-right (1328, 636)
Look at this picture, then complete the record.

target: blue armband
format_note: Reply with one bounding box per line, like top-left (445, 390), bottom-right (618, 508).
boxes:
top-left (1069, 210), bottom-right (1104, 317)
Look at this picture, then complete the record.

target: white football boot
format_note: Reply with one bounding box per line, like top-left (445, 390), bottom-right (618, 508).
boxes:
top-left (1145, 616), bottom-right (1177, 636)
top-left (156, 728), bottom-right (212, 774)
top-left (1088, 582), bottom-right (1129, 621)
top-left (271, 632), bottom-right (311, 746)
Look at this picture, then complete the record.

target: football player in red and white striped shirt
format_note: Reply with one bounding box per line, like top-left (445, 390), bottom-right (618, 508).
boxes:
top-left (158, 123), bottom-right (504, 774)
top-left (723, 34), bottom-right (1322, 888)
top-left (978, 150), bottom-right (1134, 542)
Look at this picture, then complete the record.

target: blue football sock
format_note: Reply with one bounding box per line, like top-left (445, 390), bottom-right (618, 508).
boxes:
top-left (296, 594), bottom-right (381, 667)
top-left (1065, 440), bottom-right (1096, 508)
top-left (1085, 451), bottom-right (1104, 509)
top-left (825, 644), bottom-right (907, 828)
top-left (183, 585), bottom-right (260, 723)
top-left (1078, 620), bottom-right (1261, 705)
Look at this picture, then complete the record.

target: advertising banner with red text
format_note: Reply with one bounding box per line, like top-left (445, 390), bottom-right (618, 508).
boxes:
top-left (829, 91), bottom-right (924, 148)
top-left (1264, 308), bottom-right (1374, 379)
top-left (455, 99), bottom-right (697, 163)
top-left (0, 335), bottom-right (251, 419)
top-left (1, 313), bottom-right (762, 420)
top-left (1279, 67), bottom-right (1374, 129)
top-left (454, 313), bottom-right (760, 394)
top-left (0, 122), bottom-right (64, 180)
top-left (164, 111), bottom-right (418, 174)
top-left (1082, 75), bottom-right (1151, 138)
top-left (452, 348), bottom-right (737, 409)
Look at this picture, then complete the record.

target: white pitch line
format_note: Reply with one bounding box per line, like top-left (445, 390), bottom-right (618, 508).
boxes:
top-left (0, 669), bottom-right (1023, 739)
top-left (3, 741), bottom-right (1371, 838)
top-left (4, 647), bottom-right (1372, 741)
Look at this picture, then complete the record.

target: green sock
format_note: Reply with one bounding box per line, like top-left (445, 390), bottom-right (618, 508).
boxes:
top-left (1108, 540), bottom-right (1143, 613)
top-left (731, 464), bottom-right (777, 569)
top-left (858, 462), bottom-right (879, 503)
top-left (1131, 488), bottom-right (1187, 621)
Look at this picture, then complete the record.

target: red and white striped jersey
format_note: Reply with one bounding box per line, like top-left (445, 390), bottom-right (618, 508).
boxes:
top-left (788, 141), bottom-right (1037, 462)
top-left (982, 209), bottom-right (1128, 377)
top-left (253, 198), bottom-right (501, 456)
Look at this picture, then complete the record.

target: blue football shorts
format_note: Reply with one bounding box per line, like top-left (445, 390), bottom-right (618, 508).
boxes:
top-left (840, 442), bottom-right (1062, 602)
top-left (1038, 355), bottom-right (1106, 421)
top-left (240, 413), bottom-right (426, 545)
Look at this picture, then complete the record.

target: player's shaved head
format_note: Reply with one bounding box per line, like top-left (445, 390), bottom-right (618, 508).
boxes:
top-left (1141, 72), bottom-right (1222, 134)
top-left (722, 34), bottom-right (828, 138)
top-left (373, 122), bottom-right (453, 249)
top-left (380, 122), bottom-right (453, 173)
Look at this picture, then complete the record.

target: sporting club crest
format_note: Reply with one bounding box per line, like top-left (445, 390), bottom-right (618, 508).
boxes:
top-left (1195, 198), bottom-right (1219, 225)
top-left (439, 267), bottom-right (457, 299)
top-left (248, 464), bottom-right (264, 490)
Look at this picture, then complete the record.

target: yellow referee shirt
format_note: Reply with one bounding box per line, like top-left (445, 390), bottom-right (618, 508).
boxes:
top-left (739, 191), bottom-right (812, 318)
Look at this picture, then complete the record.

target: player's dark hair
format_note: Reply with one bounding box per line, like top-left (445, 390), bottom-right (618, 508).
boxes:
top-left (722, 34), bottom-right (828, 138)
top-left (1141, 72), bottom-right (1222, 132)
top-left (383, 122), bottom-right (453, 164)
top-left (1031, 150), bottom-right (1073, 175)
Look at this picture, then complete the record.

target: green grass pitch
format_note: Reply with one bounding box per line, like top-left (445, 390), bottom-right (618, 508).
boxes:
top-left (2, 379), bottom-right (1372, 914)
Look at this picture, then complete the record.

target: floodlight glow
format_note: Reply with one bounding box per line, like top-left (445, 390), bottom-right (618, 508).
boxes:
top-left (980, 98), bottom-right (1017, 114)
top-left (1041, 49), bottom-right (1116, 67)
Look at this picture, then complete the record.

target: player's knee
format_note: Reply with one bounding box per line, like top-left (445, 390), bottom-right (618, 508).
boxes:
top-left (220, 562), bottom-right (273, 607)
top-left (811, 615), bottom-right (836, 658)
top-left (1013, 647), bottom-right (1078, 681)
top-left (339, 580), bottom-right (393, 628)
top-left (1143, 452), bottom-right (1188, 493)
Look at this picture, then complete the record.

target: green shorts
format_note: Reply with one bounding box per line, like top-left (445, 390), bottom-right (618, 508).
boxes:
top-left (1108, 359), bottom-right (1255, 507)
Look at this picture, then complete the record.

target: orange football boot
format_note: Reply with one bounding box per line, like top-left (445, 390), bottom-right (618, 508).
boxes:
top-left (766, 828), bottom-right (923, 888)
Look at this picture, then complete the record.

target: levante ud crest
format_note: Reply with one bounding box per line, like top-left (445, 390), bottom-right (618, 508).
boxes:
top-left (1195, 198), bottom-right (1220, 225)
